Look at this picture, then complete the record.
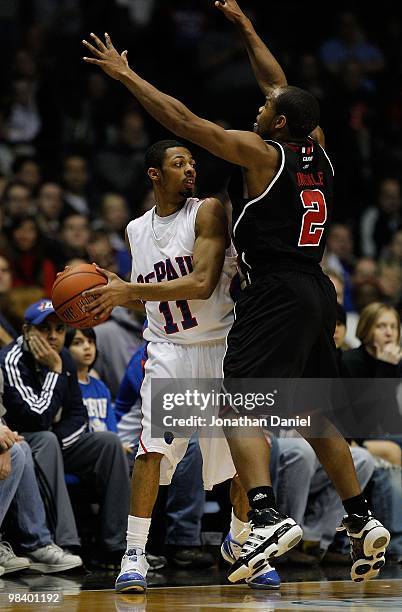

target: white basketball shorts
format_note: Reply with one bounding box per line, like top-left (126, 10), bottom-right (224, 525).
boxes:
top-left (136, 340), bottom-right (236, 490)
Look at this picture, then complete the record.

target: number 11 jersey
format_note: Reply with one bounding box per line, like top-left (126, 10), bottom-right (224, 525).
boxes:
top-left (126, 198), bottom-right (238, 345)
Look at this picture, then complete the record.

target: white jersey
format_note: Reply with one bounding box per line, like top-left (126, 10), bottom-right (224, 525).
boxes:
top-left (126, 198), bottom-right (238, 345)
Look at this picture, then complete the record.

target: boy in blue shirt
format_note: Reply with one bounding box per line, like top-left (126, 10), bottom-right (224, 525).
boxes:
top-left (65, 328), bottom-right (117, 433)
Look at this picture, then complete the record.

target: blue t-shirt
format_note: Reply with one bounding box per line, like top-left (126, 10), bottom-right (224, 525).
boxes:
top-left (114, 344), bottom-right (147, 423)
top-left (79, 376), bottom-right (117, 433)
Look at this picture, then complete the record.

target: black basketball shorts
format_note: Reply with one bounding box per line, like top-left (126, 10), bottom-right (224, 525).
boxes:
top-left (223, 269), bottom-right (339, 380)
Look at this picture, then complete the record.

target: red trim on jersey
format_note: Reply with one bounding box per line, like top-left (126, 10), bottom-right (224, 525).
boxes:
top-left (139, 434), bottom-right (148, 454)
top-left (286, 142), bottom-right (314, 154)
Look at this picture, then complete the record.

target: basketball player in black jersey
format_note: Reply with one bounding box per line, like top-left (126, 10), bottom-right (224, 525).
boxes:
top-left (81, 0), bottom-right (390, 584)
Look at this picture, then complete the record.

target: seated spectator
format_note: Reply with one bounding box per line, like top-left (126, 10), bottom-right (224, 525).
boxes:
top-left (12, 156), bottom-right (42, 194)
top-left (65, 327), bottom-right (117, 434)
top-left (93, 110), bottom-right (150, 205)
top-left (0, 368), bottom-right (83, 574)
top-left (1, 180), bottom-right (34, 220)
top-left (93, 193), bottom-right (131, 277)
top-left (334, 302), bottom-right (348, 353)
top-left (360, 177), bottom-right (401, 258)
top-left (0, 254), bottom-right (18, 347)
top-left (341, 302), bottom-right (402, 440)
top-left (6, 216), bottom-right (56, 296)
top-left (95, 193), bottom-right (130, 252)
top-left (319, 12), bottom-right (384, 78)
top-left (36, 182), bottom-right (65, 239)
top-left (377, 262), bottom-right (402, 306)
top-left (59, 213), bottom-right (90, 265)
top-left (86, 230), bottom-right (118, 275)
top-left (323, 267), bottom-right (345, 305)
top-left (0, 299), bottom-right (130, 567)
top-left (61, 155), bottom-right (92, 217)
top-left (4, 78), bottom-right (41, 147)
top-left (323, 224), bottom-right (355, 311)
top-left (346, 257), bottom-right (379, 347)
top-left (382, 229), bottom-right (402, 266)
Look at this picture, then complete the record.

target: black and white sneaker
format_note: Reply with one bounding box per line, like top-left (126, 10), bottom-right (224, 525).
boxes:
top-left (337, 512), bottom-right (390, 582)
top-left (227, 508), bottom-right (303, 583)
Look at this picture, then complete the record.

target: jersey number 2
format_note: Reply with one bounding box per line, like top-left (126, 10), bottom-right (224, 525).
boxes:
top-left (159, 301), bottom-right (198, 334)
top-left (298, 189), bottom-right (327, 247)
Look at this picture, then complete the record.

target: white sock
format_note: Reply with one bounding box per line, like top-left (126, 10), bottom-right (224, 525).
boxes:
top-left (230, 510), bottom-right (251, 544)
top-left (126, 515), bottom-right (152, 552)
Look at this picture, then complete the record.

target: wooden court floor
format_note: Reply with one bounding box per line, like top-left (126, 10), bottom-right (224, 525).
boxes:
top-left (2, 579), bottom-right (402, 611)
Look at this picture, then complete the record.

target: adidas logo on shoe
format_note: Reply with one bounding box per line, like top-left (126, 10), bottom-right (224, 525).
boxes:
top-left (252, 493), bottom-right (267, 502)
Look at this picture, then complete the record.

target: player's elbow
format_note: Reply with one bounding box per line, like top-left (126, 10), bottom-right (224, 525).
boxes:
top-left (194, 277), bottom-right (215, 300)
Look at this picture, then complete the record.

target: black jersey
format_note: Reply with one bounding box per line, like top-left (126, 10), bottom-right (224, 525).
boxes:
top-left (228, 137), bottom-right (334, 279)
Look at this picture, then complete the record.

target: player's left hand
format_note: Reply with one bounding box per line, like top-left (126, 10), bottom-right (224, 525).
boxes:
top-left (82, 266), bottom-right (133, 318)
top-left (82, 32), bottom-right (130, 81)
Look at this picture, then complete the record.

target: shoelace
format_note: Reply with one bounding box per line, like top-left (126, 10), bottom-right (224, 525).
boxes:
top-left (0, 541), bottom-right (15, 560)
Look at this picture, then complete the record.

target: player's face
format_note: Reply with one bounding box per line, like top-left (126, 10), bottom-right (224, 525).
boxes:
top-left (254, 90), bottom-right (280, 136)
top-left (161, 147), bottom-right (196, 198)
top-left (68, 330), bottom-right (96, 369)
top-left (371, 310), bottom-right (399, 350)
top-left (35, 314), bottom-right (67, 353)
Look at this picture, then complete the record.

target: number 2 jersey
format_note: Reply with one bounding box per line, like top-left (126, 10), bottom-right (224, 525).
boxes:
top-left (228, 136), bottom-right (334, 279)
top-left (126, 198), bottom-right (238, 345)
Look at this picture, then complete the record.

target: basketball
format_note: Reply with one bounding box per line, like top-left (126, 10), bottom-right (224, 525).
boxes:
top-left (51, 263), bottom-right (109, 328)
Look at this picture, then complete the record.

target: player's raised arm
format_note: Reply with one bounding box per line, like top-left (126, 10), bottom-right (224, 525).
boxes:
top-left (82, 199), bottom-right (230, 317)
top-left (214, 0), bottom-right (287, 94)
top-left (214, 2), bottom-right (325, 147)
top-left (82, 33), bottom-right (269, 170)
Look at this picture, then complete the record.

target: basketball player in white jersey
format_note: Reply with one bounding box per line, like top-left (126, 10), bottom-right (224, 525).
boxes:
top-left (83, 140), bottom-right (281, 592)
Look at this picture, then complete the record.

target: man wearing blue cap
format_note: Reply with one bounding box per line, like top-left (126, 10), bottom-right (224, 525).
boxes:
top-left (0, 299), bottom-right (131, 568)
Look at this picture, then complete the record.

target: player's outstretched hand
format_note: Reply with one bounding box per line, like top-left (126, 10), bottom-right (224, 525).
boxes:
top-left (82, 266), bottom-right (132, 318)
top-left (214, 0), bottom-right (245, 23)
top-left (82, 32), bottom-right (130, 81)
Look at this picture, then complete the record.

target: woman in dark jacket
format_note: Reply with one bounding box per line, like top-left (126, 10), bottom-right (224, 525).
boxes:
top-left (340, 302), bottom-right (402, 465)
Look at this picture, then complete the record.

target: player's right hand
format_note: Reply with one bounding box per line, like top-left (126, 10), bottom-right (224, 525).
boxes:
top-left (214, 0), bottom-right (245, 23)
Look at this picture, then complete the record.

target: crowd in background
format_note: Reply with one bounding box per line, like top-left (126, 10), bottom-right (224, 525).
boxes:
top-left (0, 1), bottom-right (402, 332)
top-left (0, 0), bottom-right (402, 577)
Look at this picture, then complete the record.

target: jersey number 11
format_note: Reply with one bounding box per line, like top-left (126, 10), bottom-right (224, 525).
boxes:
top-left (159, 300), bottom-right (198, 334)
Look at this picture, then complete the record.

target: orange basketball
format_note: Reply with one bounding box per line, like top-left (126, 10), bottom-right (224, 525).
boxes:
top-left (51, 263), bottom-right (109, 328)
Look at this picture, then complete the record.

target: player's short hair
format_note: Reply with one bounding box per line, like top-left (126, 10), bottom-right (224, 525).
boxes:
top-left (356, 302), bottom-right (400, 345)
top-left (144, 140), bottom-right (187, 170)
top-left (275, 86), bottom-right (320, 138)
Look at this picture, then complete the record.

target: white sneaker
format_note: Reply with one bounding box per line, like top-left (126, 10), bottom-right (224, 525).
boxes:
top-left (26, 544), bottom-right (83, 573)
top-left (0, 542), bottom-right (31, 573)
top-left (337, 512), bottom-right (390, 582)
top-left (115, 548), bottom-right (149, 593)
top-left (227, 508), bottom-right (302, 583)
top-left (0, 565), bottom-right (4, 576)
